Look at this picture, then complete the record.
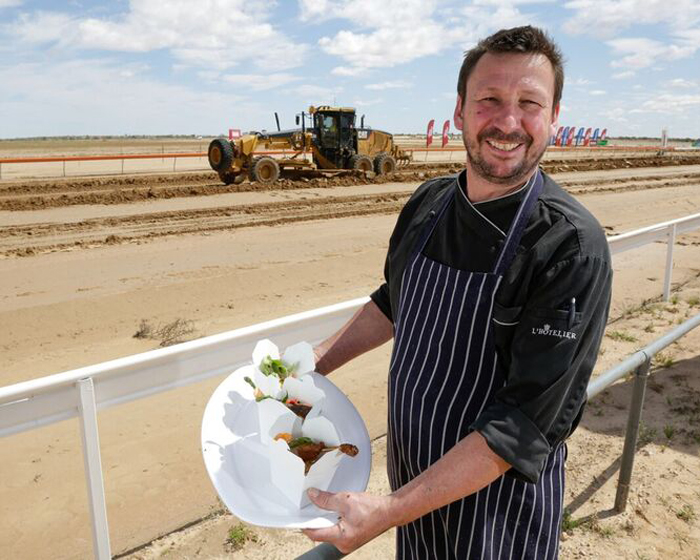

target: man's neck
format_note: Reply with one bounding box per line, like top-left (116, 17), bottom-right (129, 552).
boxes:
top-left (464, 167), bottom-right (534, 203)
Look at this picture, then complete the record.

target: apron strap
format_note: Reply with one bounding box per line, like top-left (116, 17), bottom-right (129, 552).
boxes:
top-left (492, 169), bottom-right (544, 276)
top-left (410, 181), bottom-right (455, 260)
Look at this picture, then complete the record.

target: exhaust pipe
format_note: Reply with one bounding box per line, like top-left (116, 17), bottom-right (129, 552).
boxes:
top-left (274, 112), bottom-right (281, 132)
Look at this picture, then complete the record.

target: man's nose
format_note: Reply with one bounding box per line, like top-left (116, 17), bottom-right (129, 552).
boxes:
top-left (492, 103), bottom-right (521, 133)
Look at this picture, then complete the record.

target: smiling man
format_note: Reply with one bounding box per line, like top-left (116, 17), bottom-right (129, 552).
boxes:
top-left (307, 26), bottom-right (612, 559)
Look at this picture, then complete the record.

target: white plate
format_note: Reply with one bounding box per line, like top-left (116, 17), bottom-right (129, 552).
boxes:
top-left (201, 365), bottom-right (372, 529)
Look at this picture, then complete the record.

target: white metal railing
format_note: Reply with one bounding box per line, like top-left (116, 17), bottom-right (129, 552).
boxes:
top-left (607, 212), bottom-right (700, 300)
top-left (1, 212), bottom-right (699, 559)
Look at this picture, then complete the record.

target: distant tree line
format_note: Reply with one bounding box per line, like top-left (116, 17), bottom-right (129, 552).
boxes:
top-left (2, 134), bottom-right (206, 141)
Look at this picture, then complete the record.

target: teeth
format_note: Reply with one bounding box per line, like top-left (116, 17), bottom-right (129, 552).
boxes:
top-left (487, 140), bottom-right (520, 151)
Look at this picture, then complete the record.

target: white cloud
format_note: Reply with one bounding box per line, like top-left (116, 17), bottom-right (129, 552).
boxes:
top-left (311, 0), bottom-right (538, 74)
top-left (365, 80), bottom-right (411, 90)
top-left (632, 93), bottom-right (700, 115)
top-left (563, 0), bottom-right (700, 38)
top-left (294, 84), bottom-right (343, 102)
top-left (607, 37), bottom-right (696, 70)
top-left (222, 73), bottom-right (299, 91)
top-left (0, 0), bottom-right (21, 7)
top-left (6, 1), bottom-right (307, 71)
top-left (667, 78), bottom-right (697, 88)
top-left (567, 77), bottom-right (593, 86)
top-left (0, 58), bottom-right (260, 136)
top-left (612, 71), bottom-right (635, 79)
top-left (590, 90), bottom-right (606, 95)
top-left (353, 98), bottom-right (383, 107)
top-left (331, 65), bottom-right (368, 77)
top-left (601, 107), bottom-right (629, 123)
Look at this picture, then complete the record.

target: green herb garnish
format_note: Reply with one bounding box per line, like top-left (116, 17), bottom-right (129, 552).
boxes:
top-left (288, 437), bottom-right (315, 449)
top-left (259, 355), bottom-right (298, 380)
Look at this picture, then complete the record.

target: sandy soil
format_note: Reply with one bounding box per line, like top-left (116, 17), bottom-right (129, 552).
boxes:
top-left (1, 158), bottom-right (699, 559)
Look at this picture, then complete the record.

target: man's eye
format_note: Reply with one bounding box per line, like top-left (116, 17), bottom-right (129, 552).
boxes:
top-left (522, 100), bottom-right (542, 107)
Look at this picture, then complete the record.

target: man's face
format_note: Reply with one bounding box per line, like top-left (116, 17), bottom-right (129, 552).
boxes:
top-left (454, 52), bottom-right (559, 187)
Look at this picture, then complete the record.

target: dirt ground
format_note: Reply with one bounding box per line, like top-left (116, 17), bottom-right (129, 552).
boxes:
top-left (0, 151), bottom-right (699, 559)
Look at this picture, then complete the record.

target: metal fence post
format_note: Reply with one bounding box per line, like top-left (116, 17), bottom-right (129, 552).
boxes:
top-left (663, 224), bottom-right (677, 301)
top-left (614, 357), bottom-right (651, 513)
top-left (78, 378), bottom-right (112, 559)
top-left (294, 543), bottom-right (345, 560)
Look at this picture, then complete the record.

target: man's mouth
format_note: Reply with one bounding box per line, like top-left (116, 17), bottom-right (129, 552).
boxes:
top-left (486, 139), bottom-right (522, 152)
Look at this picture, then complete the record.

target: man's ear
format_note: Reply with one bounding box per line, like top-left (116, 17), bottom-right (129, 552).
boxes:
top-left (550, 103), bottom-right (560, 137)
top-left (453, 95), bottom-right (464, 131)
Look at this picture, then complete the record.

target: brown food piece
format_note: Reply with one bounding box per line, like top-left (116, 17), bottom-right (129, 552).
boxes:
top-left (286, 402), bottom-right (313, 419)
top-left (338, 443), bottom-right (359, 457)
top-left (291, 442), bottom-right (326, 463)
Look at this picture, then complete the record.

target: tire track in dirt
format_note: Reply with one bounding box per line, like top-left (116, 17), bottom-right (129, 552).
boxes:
top-left (0, 192), bottom-right (411, 257)
top-left (3, 165), bottom-right (699, 258)
top-left (2, 156), bottom-right (700, 211)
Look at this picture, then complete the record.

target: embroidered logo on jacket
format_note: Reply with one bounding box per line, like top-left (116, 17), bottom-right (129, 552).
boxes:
top-left (531, 323), bottom-right (577, 339)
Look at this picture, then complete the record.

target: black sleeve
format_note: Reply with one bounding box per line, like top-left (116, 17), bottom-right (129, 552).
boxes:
top-left (472, 254), bottom-right (612, 483)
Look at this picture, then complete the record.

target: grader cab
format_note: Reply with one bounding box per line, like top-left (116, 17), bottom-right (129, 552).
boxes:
top-left (207, 105), bottom-right (411, 184)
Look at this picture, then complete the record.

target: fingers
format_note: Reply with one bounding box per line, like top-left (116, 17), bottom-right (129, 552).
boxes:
top-left (302, 522), bottom-right (343, 543)
top-left (307, 487), bottom-right (340, 511)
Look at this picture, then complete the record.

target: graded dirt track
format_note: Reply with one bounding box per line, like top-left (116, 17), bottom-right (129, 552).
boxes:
top-left (1, 153), bottom-right (700, 560)
top-left (2, 155), bottom-right (700, 211)
top-left (1, 156), bottom-right (700, 258)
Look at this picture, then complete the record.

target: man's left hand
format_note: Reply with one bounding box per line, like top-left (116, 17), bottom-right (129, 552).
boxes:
top-left (302, 488), bottom-right (396, 553)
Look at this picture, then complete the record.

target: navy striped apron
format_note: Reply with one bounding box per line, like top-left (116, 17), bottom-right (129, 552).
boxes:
top-left (387, 170), bottom-right (566, 559)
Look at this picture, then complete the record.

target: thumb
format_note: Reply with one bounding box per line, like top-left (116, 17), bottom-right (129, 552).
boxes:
top-left (307, 487), bottom-right (340, 511)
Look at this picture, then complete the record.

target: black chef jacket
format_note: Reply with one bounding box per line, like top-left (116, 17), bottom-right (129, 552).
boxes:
top-left (371, 169), bottom-right (612, 482)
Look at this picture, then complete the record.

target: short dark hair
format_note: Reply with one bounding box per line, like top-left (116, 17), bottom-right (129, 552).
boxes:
top-left (457, 25), bottom-right (564, 111)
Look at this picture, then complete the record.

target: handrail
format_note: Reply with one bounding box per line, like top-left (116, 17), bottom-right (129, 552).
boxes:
top-left (0, 296), bottom-right (368, 436)
top-left (1, 213), bottom-right (700, 558)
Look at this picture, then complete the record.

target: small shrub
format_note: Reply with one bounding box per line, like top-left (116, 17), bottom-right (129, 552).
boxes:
top-left (606, 330), bottom-right (638, 343)
top-left (643, 323), bottom-right (655, 333)
top-left (638, 422), bottom-right (657, 446)
top-left (654, 352), bottom-right (675, 368)
top-left (225, 523), bottom-right (258, 551)
top-left (687, 296), bottom-right (700, 307)
top-left (676, 504), bottom-right (696, 523)
top-left (670, 294), bottom-right (679, 305)
top-left (133, 318), bottom-right (196, 347)
top-left (663, 424), bottom-right (676, 440)
top-left (133, 319), bottom-right (153, 339)
top-left (561, 510), bottom-right (586, 532)
top-left (155, 318), bottom-right (196, 346)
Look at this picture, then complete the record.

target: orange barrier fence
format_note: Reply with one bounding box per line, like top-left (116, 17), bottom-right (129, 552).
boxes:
top-left (0, 144), bottom-right (676, 165)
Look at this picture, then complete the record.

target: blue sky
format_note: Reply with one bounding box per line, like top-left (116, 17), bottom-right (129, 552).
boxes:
top-left (0, 0), bottom-right (699, 139)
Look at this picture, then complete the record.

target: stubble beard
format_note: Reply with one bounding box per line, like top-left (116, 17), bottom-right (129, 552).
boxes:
top-left (465, 128), bottom-right (547, 186)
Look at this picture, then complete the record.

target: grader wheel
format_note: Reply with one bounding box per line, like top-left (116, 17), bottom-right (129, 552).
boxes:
top-left (374, 153), bottom-right (397, 175)
top-left (249, 156), bottom-right (280, 184)
top-left (208, 138), bottom-right (234, 172)
top-left (349, 154), bottom-right (373, 173)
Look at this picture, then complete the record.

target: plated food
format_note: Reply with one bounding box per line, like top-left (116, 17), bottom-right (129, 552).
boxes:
top-left (275, 432), bottom-right (359, 473)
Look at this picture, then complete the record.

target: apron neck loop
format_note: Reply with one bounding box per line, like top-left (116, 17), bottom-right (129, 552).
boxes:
top-left (492, 169), bottom-right (544, 276)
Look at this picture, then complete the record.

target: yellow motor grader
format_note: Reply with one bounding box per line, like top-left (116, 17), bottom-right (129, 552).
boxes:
top-left (207, 105), bottom-right (411, 184)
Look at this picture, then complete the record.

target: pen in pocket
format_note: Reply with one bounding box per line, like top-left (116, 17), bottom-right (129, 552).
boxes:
top-left (567, 297), bottom-right (576, 329)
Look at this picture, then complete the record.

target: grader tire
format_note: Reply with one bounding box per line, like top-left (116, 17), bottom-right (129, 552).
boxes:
top-left (374, 153), bottom-right (397, 175)
top-left (208, 138), bottom-right (234, 172)
top-left (249, 156), bottom-right (280, 184)
top-left (349, 154), bottom-right (373, 173)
